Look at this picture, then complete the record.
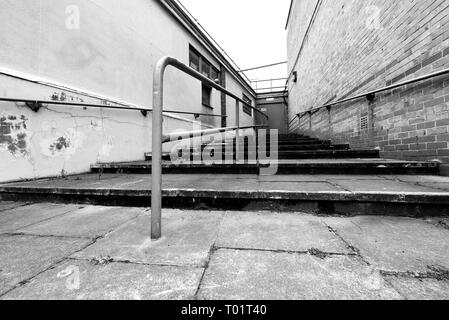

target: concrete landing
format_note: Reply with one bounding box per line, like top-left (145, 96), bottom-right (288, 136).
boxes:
top-left (1, 173), bottom-right (449, 216)
top-left (1, 203), bottom-right (448, 300)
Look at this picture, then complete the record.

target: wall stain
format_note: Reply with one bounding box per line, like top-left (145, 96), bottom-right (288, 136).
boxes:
top-left (56, 37), bottom-right (104, 69)
top-left (0, 115), bottom-right (29, 156)
top-left (49, 137), bottom-right (71, 152)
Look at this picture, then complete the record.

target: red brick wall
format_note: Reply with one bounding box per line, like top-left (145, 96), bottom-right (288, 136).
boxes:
top-left (287, 0), bottom-right (449, 164)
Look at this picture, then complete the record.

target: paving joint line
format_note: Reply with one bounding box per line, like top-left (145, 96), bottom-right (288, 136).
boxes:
top-left (193, 212), bottom-right (226, 300)
top-left (66, 256), bottom-right (202, 269)
top-left (325, 180), bottom-right (353, 193)
top-left (324, 223), bottom-right (370, 265)
top-left (380, 265), bottom-right (449, 282)
top-left (0, 232), bottom-right (92, 241)
top-left (215, 246), bottom-right (357, 258)
top-left (0, 202), bottom-right (32, 213)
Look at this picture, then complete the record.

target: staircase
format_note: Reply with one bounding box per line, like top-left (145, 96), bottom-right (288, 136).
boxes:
top-left (1, 133), bottom-right (446, 217)
top-left (91, 134), bottom-right (439, 175)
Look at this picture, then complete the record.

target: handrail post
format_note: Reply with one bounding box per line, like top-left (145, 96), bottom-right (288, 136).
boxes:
top-left (150, 56), bottom-right (270, 240)
top-left (235, 100), bottom-right (240, 162)
top-left (151, 58), bottom-right (168, 240)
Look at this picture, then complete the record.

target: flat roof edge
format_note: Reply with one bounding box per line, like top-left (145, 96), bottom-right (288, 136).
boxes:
top-left (285, 0), bottom-right (294, 30)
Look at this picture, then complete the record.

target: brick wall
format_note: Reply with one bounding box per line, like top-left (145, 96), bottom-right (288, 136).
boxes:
top-left (287, 0), bottom-right (449, 166)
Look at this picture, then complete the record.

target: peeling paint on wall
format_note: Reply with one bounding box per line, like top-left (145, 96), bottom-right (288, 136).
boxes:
top-left (56, 38), bottom-right (104, 69)
top-left (0, 115), bottom-right (31, 156)
top-left (90, 120), bottom-right (103, 132)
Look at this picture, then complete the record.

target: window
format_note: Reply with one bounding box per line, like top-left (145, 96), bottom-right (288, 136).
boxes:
top-left (201, 59), bottom-right (211, 78)
top-left (211, 67), bottom-right (219, 83)
top-left (189, 45), bottom-right (220, 82)
top-left (202, 84), bottom-right (212, 108)
top-left (242, 94), bottom-right (253, 116)
top-left (189, 48), bottom-right (200, 71)
top-left (190, 45), bottom-right (221, 109)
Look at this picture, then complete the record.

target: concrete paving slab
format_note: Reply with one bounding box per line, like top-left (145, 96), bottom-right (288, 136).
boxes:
top-left (0, 203), bottom-right (82, 234)
top-left (416, 183), bottom-right (449, 192)
top-left (326, 216), bottom-right (449, 272)
top-left (197, 249), bottom-right (401, 300)
top-left (259, 175), bottom-right (328, 182)
top-left (331, 179), bottom-right (446, 193)
top-left (259, 175), bottom-right (387, 183)
top-left (182, 177), bottom-right (258, 192)
top-left (386, 175), bottom-right (449, 183)
top-left (217, 212), bottom-right (350, 254)
top-left (0, 202), bottom-right (28, 212)
top-left (2, 260), bottom-right (203, 300)
top-left (319, 175), bottom-right (387, 181)
top-left (0, 234), bottom-right (91, 296)
top-left (385, 277), bottom-right (449, 300)
top-left (73, 210), bottom-right (224, 267)
top-left (18, 206), bottom-right (144, 238)
top-left (259, 181), bottom-right (343, 192)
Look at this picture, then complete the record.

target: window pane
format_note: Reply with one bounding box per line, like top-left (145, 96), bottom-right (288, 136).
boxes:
top-left (243, 94), bottom-right (252, 116)
top-left (201, 60), bottom-right (210, 78)
top-left (202, 85), bottom-right (212, 107)
top-left (211, 67), bottom-right (219, 82)
top-left (189, 49), bottom-right (200, 71)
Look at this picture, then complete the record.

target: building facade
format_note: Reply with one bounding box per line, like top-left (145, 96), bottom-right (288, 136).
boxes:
top-left (0, 0), bottom-right (257, 182)
top-left (286, 0), bottom-right (449, 173)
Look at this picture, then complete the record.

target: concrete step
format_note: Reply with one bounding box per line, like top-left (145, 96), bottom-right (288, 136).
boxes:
top-left (172, 150), bottom-right (380, 160)
top-left (203, 142), bottom-right (344, 150)
top-left (226, 138), bottom-right (326, 144)
top-left (147, 149), bottom-right (376, 161)
top-left (1, 173), bottom-right (448, 216)
top-left (91, 159), bottom-right (439, 175)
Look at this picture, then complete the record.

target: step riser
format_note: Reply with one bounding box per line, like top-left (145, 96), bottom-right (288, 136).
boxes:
top-left (147, 153), bottom-right (380, 161)
top-left (222, 141), bottom-right (331, 146)
top-left (91, 165), bottom-right (438, 175)
top-left (186, 145), bottom-right (349, 152)
top-left (2, 192), bottom-right (447, 217)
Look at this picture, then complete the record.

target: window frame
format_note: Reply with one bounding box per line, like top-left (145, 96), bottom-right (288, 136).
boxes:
top-left (189, 47), bottom-right (200, 72)
top-left (242, 93), bottom-right (253, 116)
top-left (202, 84), bottom-right (213, 109)
top-left (189, 45), bottom-right (221, 83)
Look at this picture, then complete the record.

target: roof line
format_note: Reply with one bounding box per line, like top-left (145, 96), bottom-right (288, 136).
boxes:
top-left (160, 0), bottom-right (256, 96)
top-left (285, 0), bottom-right (294, 29)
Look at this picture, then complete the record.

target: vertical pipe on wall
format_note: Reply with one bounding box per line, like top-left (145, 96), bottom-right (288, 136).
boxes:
top-left (220, 65), bottom-right (227, 128)
top-left (235, 100), bottom-right (240, 162)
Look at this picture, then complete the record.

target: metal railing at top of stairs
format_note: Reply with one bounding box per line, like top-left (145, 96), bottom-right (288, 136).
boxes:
top-left (162, 124), bottom-right (267, 144)
top-left (151, 56), bottom-right (270, 240)
top-left (288, 66), bottom-right (449, 131)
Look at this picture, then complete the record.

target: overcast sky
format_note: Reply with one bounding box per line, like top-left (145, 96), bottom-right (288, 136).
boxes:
top-left (179, 0), bottom-right (290, 83)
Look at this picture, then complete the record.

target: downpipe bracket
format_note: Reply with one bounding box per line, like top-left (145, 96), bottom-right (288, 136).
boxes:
top-left (25, 101), bottom-right (43, 112)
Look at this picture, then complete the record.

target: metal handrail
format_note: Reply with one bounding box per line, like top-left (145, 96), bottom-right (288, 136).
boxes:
top-left (239, 61), bottom-right (287, 73)
top-left (288, 67), bottom-right (449, 130)
top-left (0, 97), bottom-right (226, 118)
top-left (251, 77), bottom-right (288, 83)
top-left (151, 56), bottom-right (270, 240)
top-left (255, 86), bottom-right (287, 92)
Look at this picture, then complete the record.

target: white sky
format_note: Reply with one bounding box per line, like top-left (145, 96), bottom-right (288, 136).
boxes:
top-left (179, 0), bottom-right (290, 84)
